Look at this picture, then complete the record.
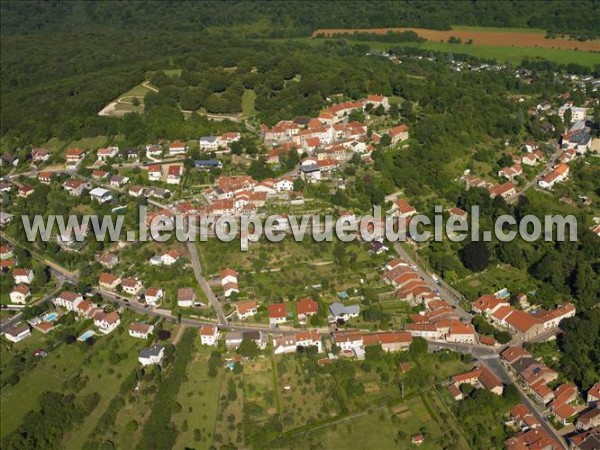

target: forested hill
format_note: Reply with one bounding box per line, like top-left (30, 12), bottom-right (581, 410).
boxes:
top-left (1, 0), bottom-right (599, 37)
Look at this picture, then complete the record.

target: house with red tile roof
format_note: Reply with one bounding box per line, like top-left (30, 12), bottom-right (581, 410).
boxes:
top-left (144, 287), bottom-right (163, 306)
top-left (447, 323), bottom-right (477, 344)
top-left (99, 272), bottom-right (121, 290)
top-left (472, 294), bottom-right (509, 315)
top-left (488, 181), bottom-right (516, 199)
top-left (388, 124), bottom-right (409, 145)
top-left (129, 322), bottom-right (154, 339)
top-left (199, 325), bottom-right (220, 346)
top-left (296, 297), bottom-right (319, 322)
top-left (13, 268), bottom-right (33, 285)
top-left (451, 366), bottom-right (504, 396)
top-left (390, 199), bottom-right (416, 217)
top-left (10, 284), bottom-right (31, 304)
top-left (587, 382), bottom-right (600, 405)
top-left (268, 303), bottom-right (287, 326)
top-left (235, 301), bottom-right (258, 320)
top-left (538, 163), bottom-right (569, 189)
top-left (94, 310), bottom-right (120, 334)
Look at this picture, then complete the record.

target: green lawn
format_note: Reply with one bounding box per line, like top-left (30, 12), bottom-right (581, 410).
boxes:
top-left (172, 342), bottom-right (223, 450)
top-left (61, 318), bottom-right (146, 448)
top-left (241, 89), bottom-right (256, 118)
top-left (453, 263), bottom-right (539, 301)
top-left (304, 392), bottom-right (469, 450)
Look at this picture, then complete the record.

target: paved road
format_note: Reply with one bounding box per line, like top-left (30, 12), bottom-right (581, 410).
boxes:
top-left (429, 341), bottom-right (566, 448)
top-left (186, 240), bottom-right (229, 326)
top-left (485, 356), bottom-right (566, 448)
top-left (506, 146), bottom-right (562, 203)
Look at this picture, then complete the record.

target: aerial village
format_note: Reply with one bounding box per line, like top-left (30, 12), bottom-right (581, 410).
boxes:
top-left (1, 78), bottom-right (599, 449)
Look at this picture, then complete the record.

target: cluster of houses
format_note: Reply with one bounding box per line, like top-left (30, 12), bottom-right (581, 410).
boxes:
top-left (380, 258), bottom-right (479, 344)
top-left (471, 294), bottom-right (576, 340)
top-left (147, 163), bottom-right (184, 185)
top-left (230, 296), bottom-right (358, 327)
top-left (505, 403), bottom-right (562, 449)
top-left (260, 94), bottom-right (409, 182)
top-left (501, 346), bottom-right (585, 425)
top-left (53, 290), bottom-right (121, 334)
top-left (332, 329), bottom-right (413, 359)
top-left (99, 272), bottom-right (144, 296)
top-left (204, 174), bottom-right (299, 217)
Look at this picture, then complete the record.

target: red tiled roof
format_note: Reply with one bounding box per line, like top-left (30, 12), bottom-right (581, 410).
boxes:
top-left (296, 297), bottom-right (318, 316)
top-left (268, 303), bottom-right (287, 319)
top-left (236, 301), bottom-right (257, 314)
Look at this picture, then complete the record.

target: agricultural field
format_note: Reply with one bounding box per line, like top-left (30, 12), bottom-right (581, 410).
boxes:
top-left (298, 390), bottom-right (470, 450)
top-left (306, 25), bottom-right (600, 67)
top-left (312, 25), bottom-right (600, 51)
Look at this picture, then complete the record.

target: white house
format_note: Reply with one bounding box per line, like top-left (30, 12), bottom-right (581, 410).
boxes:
top-left (558, 104), bottom-right (587, 123)
top-left (13, 268), bottom-right (34, 285)
top-left (200, 325), bottom-right (220, 346)
top-left (144, 287), bottom-right (163, 306)
top-left (89, 187), bottom-right (113, 203)
top-left (94, 311), bottom-right (120, 334)
top-left (121, 278), bottom-right (143, 296)
top-left (9, 285), bottom-right (31, 304)
top-left (148, 165), bottom-right (162, 181)
top-left (97, 146), bottom-right (119, 161)
top-left (129, 323), bottom-right (154, 339)
top-left (168, 141), bottom-right (187, 156)
top-left (138, 344), bottom-right (165, 366)
top-left (145, 144), bottom-right (163, 158)
top-left (268, 303), bottom-right (287, 326)
top-left (328, 302), bottom-right (360, 323)
top-left (53, 291), bottom-right (84, 311)
top-left (199, 136), bottom-right (219, 151)
top-left (274, 178), bottom-right (295, 192)
top-left (3, 323), bottom-right (31, 343)
top-left (177, 288), bottom-right (195, 307)
top-left (63, 178), bottom-right (88, 196)
top-left (166, 165), bottom-right (182, 185)
top-left (333, 330), bottom-right (364, 353)
top-left (235, 301), bottom-right (258, 320)
top-left (538, 163), bottom-right (569, 189)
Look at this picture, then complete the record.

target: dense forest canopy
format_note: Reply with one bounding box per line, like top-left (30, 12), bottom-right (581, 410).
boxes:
top-left (1, 0), bottom-right (600, 37)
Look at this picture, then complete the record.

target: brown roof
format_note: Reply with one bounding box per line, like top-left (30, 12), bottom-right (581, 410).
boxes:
top-left (12, 284), bottom-right (30, 295)
top-left (99, 272), bottom-right (120, 285)
top-left (501, 346), bottom-right (531, 363)
top-left (177, 288), bottom-right (195, 300)
top-left (236, 301), bottom-right (257, 314)
top-left (129, 322), bottom-right (152, 334)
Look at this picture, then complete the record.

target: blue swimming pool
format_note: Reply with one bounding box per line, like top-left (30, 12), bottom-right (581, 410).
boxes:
top-left (42, 312), bottom-right (59, 322)
top-left (77, 330), bottom-right (95, 342)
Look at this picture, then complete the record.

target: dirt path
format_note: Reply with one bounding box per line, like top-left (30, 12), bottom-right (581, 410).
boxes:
top-left (312, 27), bottom-right (600, 51)
top-left (171, 324), bottom-right (187, 345)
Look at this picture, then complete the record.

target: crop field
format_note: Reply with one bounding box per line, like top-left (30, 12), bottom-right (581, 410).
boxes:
top-left (307, 25), bottom-right (600, 67)
top-left (312, 26), bottom-right (600, 52)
